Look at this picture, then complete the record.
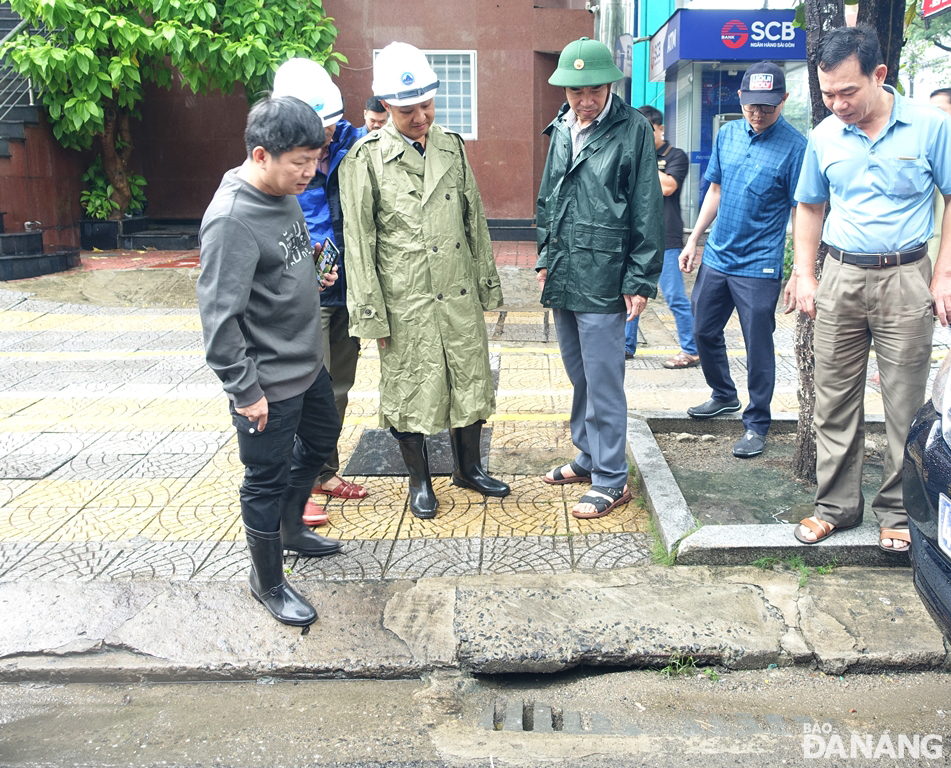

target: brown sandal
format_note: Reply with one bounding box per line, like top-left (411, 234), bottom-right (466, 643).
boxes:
top-left (663, 351), bottom-right (700, 369)
top-left (879, 528), bottom-right (911, 554)
top-left (794, 515), bottom-right (862, 545)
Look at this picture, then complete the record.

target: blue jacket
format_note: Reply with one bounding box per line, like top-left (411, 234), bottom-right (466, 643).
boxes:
top-left (299, 119), bottom-right (360, 307)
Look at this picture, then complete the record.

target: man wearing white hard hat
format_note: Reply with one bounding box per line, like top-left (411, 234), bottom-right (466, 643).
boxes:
top-left (272, 58), bottom-right (370, 524)
top-left (340, 42), bottom-right (508, 519)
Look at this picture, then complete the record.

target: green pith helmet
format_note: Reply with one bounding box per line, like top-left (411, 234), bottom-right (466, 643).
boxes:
top-left (549, 37), bottom-right (624, 88)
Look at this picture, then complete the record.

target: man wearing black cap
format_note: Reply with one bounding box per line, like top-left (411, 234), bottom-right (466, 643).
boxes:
top-left (679, 61), bottom-right (806, 459)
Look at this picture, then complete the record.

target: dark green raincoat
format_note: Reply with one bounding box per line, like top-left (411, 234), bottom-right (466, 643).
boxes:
top-left (536, 97), bottom-right (664, 312)
top-left (340, 121), bottom-right (503, 434)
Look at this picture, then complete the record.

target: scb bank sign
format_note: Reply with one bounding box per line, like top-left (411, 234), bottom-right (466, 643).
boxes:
top-left (650, 9), bottom-right (805, 80)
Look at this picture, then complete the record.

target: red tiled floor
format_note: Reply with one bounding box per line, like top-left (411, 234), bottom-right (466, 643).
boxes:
top-left (76, 243), bottom-right (535, 272)
top-left (493, 241), bottom-right (536, 268)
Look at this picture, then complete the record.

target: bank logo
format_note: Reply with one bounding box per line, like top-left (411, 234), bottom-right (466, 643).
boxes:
top-left (721, 20), bottom-right (749, 49)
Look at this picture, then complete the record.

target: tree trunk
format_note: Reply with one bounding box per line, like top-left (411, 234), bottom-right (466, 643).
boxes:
top-left (857, 0), bottom-right (907, 89)
top-left (99, 105), bottom-right (132, 220)
top-left (793, 0), bottom-right (845, 484)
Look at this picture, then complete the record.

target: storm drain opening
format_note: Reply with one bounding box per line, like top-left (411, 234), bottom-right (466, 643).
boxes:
top-left (481, 698), bottom-right (610, 734)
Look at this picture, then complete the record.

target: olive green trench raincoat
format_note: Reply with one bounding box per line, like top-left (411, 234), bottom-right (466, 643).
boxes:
top-left (339, 122), bottom-right (503, 434)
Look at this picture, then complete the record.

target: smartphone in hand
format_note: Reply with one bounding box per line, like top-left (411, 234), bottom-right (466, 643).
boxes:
top-left (315, 238), bottom-right (340, 278)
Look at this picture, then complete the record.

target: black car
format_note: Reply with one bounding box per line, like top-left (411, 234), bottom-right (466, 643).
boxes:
top-left (903, 355), bottom-right (951, 641)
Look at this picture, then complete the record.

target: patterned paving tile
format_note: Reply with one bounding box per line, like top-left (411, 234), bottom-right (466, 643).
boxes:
top-left (0, 479), bottom-right (33, 507)
top-left (80, 478), bottom-right (190, 508)
top-left (58, 453), bottom-right (146, 480)
top-left (12, 476), bottom-right (116, 508)
top-left (571, 533), bottom-right (652, 570)
top-left (480, 536), bottom-right (573, 574)
top-left (1, 541), bottom-right (123, 580)
top-left (44, 506), bottom-right (160, 542)
top-left (154, 430), bottom-right (233, 454)
top-left (0, 541), bottom-right (37, 578)
top-left (123, 452), bottom-right (215, 479)
top-left (0, 453), bottom-right (77, 480)
top-left (139, 504), bottom-right (241, 542)
top-left (384, 537), bottom-right (482, 579)
top-left (99, 540), bottom-right (220, 581)
top-left (167, 473), bottom-right (240, 508)
top-left (291, 539), bottom-right (391, 582)
top-left (396, 478), bottom-right (486, 540)
top-left (483, 477), bottom-right (569, 537)
top-left (0, 506), bottom-right (84, 542)
top-left (191, 540), bottom-right (250, 581)
top-left (318, 476), bottom-right (407, 541)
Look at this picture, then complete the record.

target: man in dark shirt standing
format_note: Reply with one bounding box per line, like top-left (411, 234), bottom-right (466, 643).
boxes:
top-left (624, 105), bottom-right (697, 369)
top-left (197, 97), bottom-right (342, 627)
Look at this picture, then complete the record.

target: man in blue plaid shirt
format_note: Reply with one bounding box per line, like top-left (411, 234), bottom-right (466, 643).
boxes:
top-left (679, 61), bottom-right (806, 459)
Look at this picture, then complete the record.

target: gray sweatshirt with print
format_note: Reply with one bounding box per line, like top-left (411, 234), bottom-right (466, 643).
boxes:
top-left (197, 168), bottom-right (323, 408)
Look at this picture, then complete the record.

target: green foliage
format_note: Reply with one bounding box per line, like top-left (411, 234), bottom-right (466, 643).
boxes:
top-left (658, 653), bottom-right (698, 679)
top-left (783, 235), bottom-right (794, 282)
top-left (2, 0), bottom-right (343, 151)
top-left (1, 0), bottom-right (343, 215)
top-left (80, 154), bottom-right (146, 219)
top-left (752, 554), bottom-right (838, 586)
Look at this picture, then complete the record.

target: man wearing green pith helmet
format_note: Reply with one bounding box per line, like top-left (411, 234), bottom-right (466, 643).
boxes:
top-left (536, 37), bottom-right (663, 519)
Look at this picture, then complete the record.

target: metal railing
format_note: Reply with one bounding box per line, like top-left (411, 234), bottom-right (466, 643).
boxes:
top-left (0, 17), bottom-right (35, 123)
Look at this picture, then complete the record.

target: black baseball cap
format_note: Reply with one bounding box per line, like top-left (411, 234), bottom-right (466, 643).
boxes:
top-left (739, 62), bottom-right (786, 106)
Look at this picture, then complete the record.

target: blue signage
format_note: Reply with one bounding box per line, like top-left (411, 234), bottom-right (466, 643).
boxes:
top-left (650, 9), bottom-right (805, 79)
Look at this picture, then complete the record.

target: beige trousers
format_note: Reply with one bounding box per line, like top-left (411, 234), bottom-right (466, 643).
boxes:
top-left (813, 256), bottom-right (933, 529)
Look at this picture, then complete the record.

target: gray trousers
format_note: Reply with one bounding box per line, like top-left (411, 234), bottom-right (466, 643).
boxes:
top-left (553, 309), bottom-right (628, 488)
top-left (813, 256), bottom-right (933, 529)
top-left (317, 304), bottom-right (360, 485)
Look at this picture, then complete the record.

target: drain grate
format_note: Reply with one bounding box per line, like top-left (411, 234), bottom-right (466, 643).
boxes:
top-left (479, 699), bottom-right (614, 734)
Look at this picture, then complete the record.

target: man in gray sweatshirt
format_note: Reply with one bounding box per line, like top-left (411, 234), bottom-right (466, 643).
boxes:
top-left (197, 96), bottom-right (341, 627)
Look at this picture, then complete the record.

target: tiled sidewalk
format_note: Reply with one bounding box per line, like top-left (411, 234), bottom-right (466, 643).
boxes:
top-left (1, 245), bottom-right (948, 585)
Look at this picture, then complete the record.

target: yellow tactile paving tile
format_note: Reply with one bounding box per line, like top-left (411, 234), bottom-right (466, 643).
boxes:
top-left (483, 477), bottom-right (570, 537)
top-left (44, 506), bottom-right (161, 542)
top-left (140, 505), bottom-right (242, 542)
top-left (13, 478), bottom-right (117, 509)
top-left (0, 312), bottom-right (201, 333)
top-left (318, 476), bottom-right (407, 540)
top-left (495, 394), bottom-right (556, 415)
top-left (395, 479), bottom-right (486, 539)
top-left (0, 480), bottom-right (32, 508)
top-left (79, 479), bottom-right (190, 509)
top-left (0, 397), bottom-right (43, 418)
top-left (169, 475), bottom-right (241, 508)
top-left (0, 506), bottom-right (84, 541)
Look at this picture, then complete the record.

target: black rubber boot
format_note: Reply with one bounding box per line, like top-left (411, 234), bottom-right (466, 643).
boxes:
top-left (397, 434), bottom-right (438, 519)
top-left (279, 484), bottom-right (342, 557)
top-left (450, 423), bottom-right (511, 497)
top-left (245, 526), bottom-right (317, 627)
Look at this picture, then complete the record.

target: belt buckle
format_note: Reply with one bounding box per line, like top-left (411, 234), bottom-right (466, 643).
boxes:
top-left (853, 252), bottom-right (883, 268)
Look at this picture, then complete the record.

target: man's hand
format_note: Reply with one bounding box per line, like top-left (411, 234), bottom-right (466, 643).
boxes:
top-left (782, 273), bottom-right (798, 314)
top-left (931, 272), bottom-right (951, 326)
top-left (319, 264), bottom-right (339, 291)
top-left (236, 395), bottom-right (268, 432)
top-left (795, 273), bottom-right (819, 320)
top-left (378, 337), bottom-right (389, 350)
top-left (625, 294), bottom-right (647, 322)
top-left (679, 242), bottom-right (701, 274)
top-left (536, 268), bottom-right (547, 290)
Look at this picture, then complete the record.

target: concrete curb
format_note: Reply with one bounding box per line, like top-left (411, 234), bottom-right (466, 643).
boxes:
top-left (0, 567), bottom-right (946, 682)
top-left (628, 411), bottom-right (899, 565)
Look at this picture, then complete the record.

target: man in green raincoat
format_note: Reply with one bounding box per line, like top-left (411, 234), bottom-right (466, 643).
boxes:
top-left (339, 42), bottom-right (509, 519)
top-left (537, 37), bottom-right (664, 520)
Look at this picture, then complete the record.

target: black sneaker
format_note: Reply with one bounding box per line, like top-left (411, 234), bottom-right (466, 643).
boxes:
top-left (686, 397), bottom-right (742, 419)
top-left (733, 430), bottom-right (766, 458)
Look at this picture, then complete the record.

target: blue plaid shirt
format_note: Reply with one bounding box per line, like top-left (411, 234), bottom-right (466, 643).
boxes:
top-left (703, 115), bottom-right (806, 279)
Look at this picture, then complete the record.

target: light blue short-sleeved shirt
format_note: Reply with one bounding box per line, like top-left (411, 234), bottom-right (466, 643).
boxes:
top-left (795, 86), bottom-right (951, 253)
top-left (703, 116), bottom-right (807, 280)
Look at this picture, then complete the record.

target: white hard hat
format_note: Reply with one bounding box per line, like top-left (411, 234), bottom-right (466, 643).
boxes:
top-left (272, 58), bottom-right (344, 126)
top-left (372, 42), bottom-right (439, 106)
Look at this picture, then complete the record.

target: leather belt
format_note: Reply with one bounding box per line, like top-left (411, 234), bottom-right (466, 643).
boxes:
top-left (826, 243), bottom-right (927, 268)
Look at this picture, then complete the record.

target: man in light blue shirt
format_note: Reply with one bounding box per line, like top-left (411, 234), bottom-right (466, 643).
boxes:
top-left (791, 25), bottom-right (951, 553)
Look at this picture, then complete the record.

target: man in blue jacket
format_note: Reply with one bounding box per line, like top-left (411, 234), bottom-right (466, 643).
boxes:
top-left (536, 37), bottom-right (663, 519)
top-left (273, 59), bottom-right (369, 524)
